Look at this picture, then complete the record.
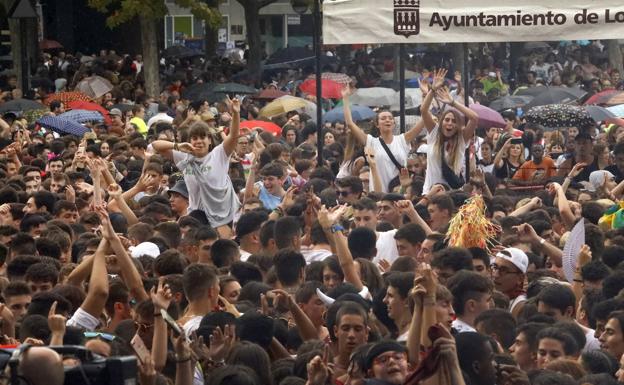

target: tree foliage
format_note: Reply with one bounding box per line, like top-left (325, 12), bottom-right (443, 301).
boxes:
top-left (87, 0), bottom-right (221, 29)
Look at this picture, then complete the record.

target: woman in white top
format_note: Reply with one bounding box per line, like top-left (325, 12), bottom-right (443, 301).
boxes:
top-left (420, 69), bottom-right (479, 193)
top-left (342, 87), bottom-right (424, 193)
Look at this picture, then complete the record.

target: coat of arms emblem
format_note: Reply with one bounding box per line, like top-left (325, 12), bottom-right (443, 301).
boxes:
top-left (394, 0), bottom-right (420, 37)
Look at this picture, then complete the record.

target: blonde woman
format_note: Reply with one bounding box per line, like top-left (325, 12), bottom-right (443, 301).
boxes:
top-left (493, 137), bottom-right (525, 180)
top-left (420, 69), bottom-right (479, 192)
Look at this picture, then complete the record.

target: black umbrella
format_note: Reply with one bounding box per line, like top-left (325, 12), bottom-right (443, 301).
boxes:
top-left (0, 98), bottom-right (46, 113)
top-left (525, 104), bottom-right (594, 128)
top-left (265, 47), bottom-right (314, 65)
top-left (37, 115), bottom-right (90, 136)
top-left (110, 103), bottom-right (134, 113)
top-left (163, 45), bottom-right (201, 59)
top-left (181, 83), bottom-right (217, 102)
top-left (211, 82), bottom-right (257, 95)
top-left (489, 95), bottom-right (533, 111)
top-left (523, 87), bottom-right (587, 109)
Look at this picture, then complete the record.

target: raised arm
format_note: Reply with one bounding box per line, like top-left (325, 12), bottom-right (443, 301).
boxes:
top-left (222, 97), bottom-right (240, 156)
top-left (493, 138), bottom-right (512, 169)
top-left (420, 69), bottom-right (447, 132)
top-left (342, 87), bottom-right (367, 146)
top-left (364, 147), bottom-right (383, 193)
top-left (435, 87), bottom-right (479, 142)
top-left (79, 226), bottom-right (109, 320)
top-left (404, 118), bottom-right (426, 143)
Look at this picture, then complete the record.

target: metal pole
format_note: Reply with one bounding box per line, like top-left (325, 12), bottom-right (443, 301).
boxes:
top-left (463, 43), bottom-right (470, 184)
top-left (20, 20), bottom-right (29, 92)
top-left (399, 44), bottom-right (405, 133)
top-left (313, 0), bottom-right (323, 166)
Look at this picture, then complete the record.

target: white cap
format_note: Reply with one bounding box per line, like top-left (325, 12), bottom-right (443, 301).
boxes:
top-left (130, 242), bottom-right (161, 259)
top-left (496, 247), bottom-right (529, 274)
top-left (416, 144), bottom-right (428, 154)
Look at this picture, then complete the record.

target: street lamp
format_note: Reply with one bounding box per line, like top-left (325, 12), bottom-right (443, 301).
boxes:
top-left (290, 0), bottom-right (323, 166)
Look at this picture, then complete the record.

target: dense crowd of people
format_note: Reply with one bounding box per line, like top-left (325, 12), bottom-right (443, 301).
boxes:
top-left (0, 40), bottom-right (624, 385)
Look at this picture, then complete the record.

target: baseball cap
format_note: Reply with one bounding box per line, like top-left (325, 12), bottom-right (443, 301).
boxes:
top-left (109, 108), bottom-right (122, 117)
top-left (167, 179), bottom-right (189, 199)
top-left (495, 247), bottom-right (529, 274)
top-left (130, 242), bottom-right (161, 258)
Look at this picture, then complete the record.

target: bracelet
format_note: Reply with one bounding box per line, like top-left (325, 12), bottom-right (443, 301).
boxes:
top-left (153, 313), bottom-right (162, 317)
top-left (174, 142), bottom-right (179, 151)
top-left (573, 279), bottom-right (583, 283)
top-left (330, 224), bottom-right (345, 233)
top-left (539, 238), bottom-right (546, 245)
top-left (176, 356), bottom-right (191, 363)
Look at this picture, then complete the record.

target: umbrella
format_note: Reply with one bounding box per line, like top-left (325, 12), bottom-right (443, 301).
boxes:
top-left (181, 83), bottom-right (217, 102)
top-left (350, 87), bottom-right (399, 107)
top-left (76, 76), bottom-right (114, 99)
top-left (607, 104), bottom-right (624, 117)
top-left (523, 41), bottom-right (551, 51)
top-left (260, 96), bottom-right (314, 119)
top-left (59, 109), bottom-right (104, 123)
top-left (404, 89), bottom-right (423, 108)
top-left (163, 45), bottom-right (201, 59)
top-left (489, 95), bottom-right (534, 111)
top-left (584, 105), bottom-right (622, 123)
top-left (584, 89), bottom-right (621, 105)
top-left (67, 101), bottom-right (112, 125)
top-left (239, 120), bottom-right (282, 136)
top-left (110, 103), bottom-right (134, 112)
top-left (0, 98), bottom-right (46, 113)
top-left (469, 104), bottom-right (506, 129)
top-left (265, 47), bottom-right (314, 65)
top-left (37, 115), bottom-right (90, 136)
top-left (323, 105), bottom-right (375, 123)
top-left (253, 89), bottom-right (289, 101)
top-left (604, 93), bottom-right (624, 106)
top-left (306, 72), bottom-right (351, 84)
top-left (525, 104), bottom-right (594, 128)
top-left (523, 87), bottom-right (587, 109)
top-left (39, 39), bottom-right (63, 50)
top-left (45, 91), bottom-right (91, 106)
top-left (211, 82), bottom-right (257, 95)
top-left (299, 78), bottom-right (343, 99)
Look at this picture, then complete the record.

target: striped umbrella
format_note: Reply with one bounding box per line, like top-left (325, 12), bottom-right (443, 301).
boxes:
top-left (67, 101), bottom-right (112, 125)
top-left (45, 91), bottom-right (92, 106)
top-left (260, 96), bottom-right (309, 118)
top-left (59, 109), bottom-right (104, 123)
top-left (306, 72), bottom-right (351, 84)
top-left (37, 115), bottom-right (90, 136)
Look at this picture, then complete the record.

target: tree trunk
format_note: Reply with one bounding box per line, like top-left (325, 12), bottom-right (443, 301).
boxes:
top-left (204, 0), bottom-right (220, 60)
top-left (244, 3), bottom-right (262, 86)
top-left (607, 40), bottom-right (623, 75)
top-left (139, 15), bottom-right (160, 98)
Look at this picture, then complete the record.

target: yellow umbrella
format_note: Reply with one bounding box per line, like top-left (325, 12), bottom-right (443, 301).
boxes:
top-left (259, 96), bottom-right (309, 118)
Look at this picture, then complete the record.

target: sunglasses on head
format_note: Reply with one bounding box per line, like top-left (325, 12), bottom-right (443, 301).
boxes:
top-left (84, 331), bottom-right (116, 341)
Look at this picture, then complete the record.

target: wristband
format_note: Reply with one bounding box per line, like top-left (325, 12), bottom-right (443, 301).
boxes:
top-left (573, 279), bottom-right (583, 283)
top-left (539, 238), bottom-right (546, 245)
top-left (153, 313), bottom-right (162, 317)
top-left (176, 356), bottom-right (191, 363)
top-left (330, 224), bottom-right (345, 233)
top-left (174, 142), bottom-right (179, 151)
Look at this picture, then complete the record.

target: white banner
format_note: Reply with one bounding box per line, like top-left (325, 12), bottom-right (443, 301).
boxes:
top-left (323, 0), bottom-right (624, 44)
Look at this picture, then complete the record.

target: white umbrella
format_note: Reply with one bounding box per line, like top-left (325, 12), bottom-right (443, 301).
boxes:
top-left (607, 104), bottom-right (624, 117)
top-left (351, 87), bottom-right (399, 107)
top-left (76, 76), bottom-right (114, 99)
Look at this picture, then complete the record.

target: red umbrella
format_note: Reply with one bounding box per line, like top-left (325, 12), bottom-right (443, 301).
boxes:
top-left (67, 100), bottom-right (111, 125)
top-left (604, 92), bottom-right (624, 106)
top-left (240, 120), bottom-right (282, 136)
top-left (39, 39), bottom-right (63, 50)
top-left (45, 91), bottom-right (92, 106)
top-left (253, 89), bottom-right (288, 101)
top-left (305, 72), bottom-right (351, 84)
top-left (300, 78), bottom-right (343, 99)
top-left (584, 89), bottom-right (620, 105)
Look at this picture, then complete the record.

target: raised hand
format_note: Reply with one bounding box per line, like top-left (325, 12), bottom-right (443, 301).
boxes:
top-left (137, 355), bottom-right (157, 385)
top-left (364, 146), bottom-right (376, 167)
top-left (341, 86), bottom-right (353, 99)
top-left (432, 68), bottom-right (448, 91)
top-left (568, 162), bottom-right (587, 178)
top-left (230, 97), bottom-right (240, 114)
top-left (399, 167), bottom-right (411, 188)
top-left (65, 185), bottom-right (76, 203)
top-left (418, 77), bottom-right (431, 95)
top-left (578, 244), bottom-right (592, 268)
top-left (176, 142), bottom-right (196, 154)
top-left (435, 87), bottom-right (454, 105)
top-left (150, 280), bottom-right (173, 311)
top-left (306, 345), bottom-right (330, 385)
top-left (47, 301), bottom-right (66, 338)
top-left (107, 183), bottom-right (123, 199)
top-left (208, 324), bottom-right (236, 362)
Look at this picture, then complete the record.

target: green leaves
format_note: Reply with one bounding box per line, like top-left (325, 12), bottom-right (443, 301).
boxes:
top-left (86, 0), bottom-right (220, 28)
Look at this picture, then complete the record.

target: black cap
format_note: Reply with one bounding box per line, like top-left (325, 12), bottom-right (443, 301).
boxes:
top-left (364, 340), bottom-right (407, 371)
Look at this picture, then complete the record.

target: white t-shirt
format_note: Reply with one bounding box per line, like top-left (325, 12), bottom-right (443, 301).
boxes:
top-left (240, 249), bottom-right (252, 262)
top-left (182, 315), bottom-right (203, 336)
top-left (66, 307), bottom-right (100, 331)
top-left (373, 229), bottom-right (399, 266)
top-left (173, 144), bottom-right (232, 214)
top-left (301, 247), bottom-right (333, 264)
top-left (366, 134), bottom-right (410, 193)
top-left (423, 125), bottom-right (467, 194)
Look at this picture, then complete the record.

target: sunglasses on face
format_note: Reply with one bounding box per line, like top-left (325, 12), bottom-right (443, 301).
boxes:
top-left (336, 190), bottom-right (352, 197)
top-left (84, 331), bottom-right (116, 341)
